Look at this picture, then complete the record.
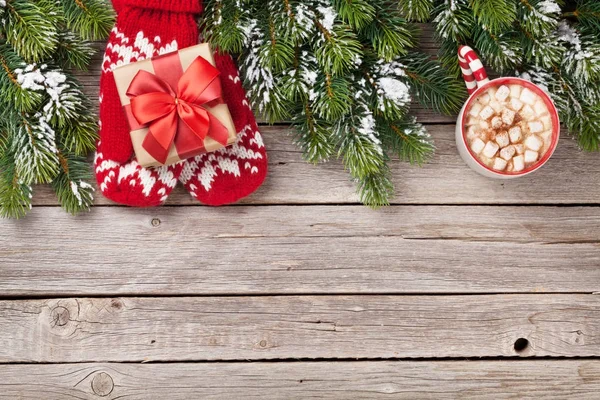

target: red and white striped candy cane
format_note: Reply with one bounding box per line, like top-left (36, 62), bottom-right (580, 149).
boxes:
top-left (458, 45), bottom-right (490, 95)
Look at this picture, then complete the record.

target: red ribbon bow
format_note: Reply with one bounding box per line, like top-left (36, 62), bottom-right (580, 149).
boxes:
top-left (127, 55), bottom-right (230, 164)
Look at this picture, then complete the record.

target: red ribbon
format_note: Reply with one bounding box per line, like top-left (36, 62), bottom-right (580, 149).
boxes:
top-left (126, 53), bottom-right (230, 164)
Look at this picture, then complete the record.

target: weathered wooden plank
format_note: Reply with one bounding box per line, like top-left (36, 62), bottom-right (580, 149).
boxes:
top-left (29, 125), bottom-right (600, 206)
top-left (1, 360), bottom-right (599, 399)
top-left (2, 206), bottom-right (600, 296)
top-left (1, 295), bottom-right (598, 362)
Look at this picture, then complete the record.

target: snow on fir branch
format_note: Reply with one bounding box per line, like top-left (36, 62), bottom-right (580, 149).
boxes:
top-left (425, 0), bottom-right (600, 152)
top-left (204, 0), bottom-right (464, 207)
top-left (0, 0), bottom-right (114, 218)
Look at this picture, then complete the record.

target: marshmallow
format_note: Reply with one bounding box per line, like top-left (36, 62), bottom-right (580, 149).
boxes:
top-left (471, 138), bottom-right (486, 154)
top-left (495, 131), bottom-right (510, 148)
top-left (467, 117), bottom-right (479, 127)
top-left (491, 116), bottom-right (503, 129)
top-left (495, 85), bottom-right (510, 101)
top-left (493, 157), bottom-right (508, 171)
top-left (541, 130), bottom-right (552, 145)
top-left (510, 98), bottom-right (524, 111)
top-left (513, 155), bottom-right (525, 172)
top-left (500, 145), bottom-right (516, 160)
top-left (483, 141), bottom-right (499, 158)
top-left (524, 150), bottom-right (539, 163)
top-left (502, 108), bottom-right (515, 125)
top-left (521, 105), bottom-right (535, 120)
top-left (525, 135), bottom-right (543, 151)
top-left (528, 121), bottom-right (544, 134)
top-left (514, 144), bottom-right (525, 154)
top-left (534, 100), bottom-right (548, 116)
top-left (509, 126), bottom-right (522, 143)
top-left (490, 100), bottom-right (504, 113)
top-left (477, 93), bottom-right (491, 105)
top-left (479, 105), bottom-right (495, 120)
top-left (541, 115), bottom-right (552, 130)
top-left (469, 103), bottom-right (482, 117)
top-left (480, 120), bottom-right (490, 130)
top-left (520, 88), bottom-right (537, 105)
top-left (509, 84), bottom-right (521, 98)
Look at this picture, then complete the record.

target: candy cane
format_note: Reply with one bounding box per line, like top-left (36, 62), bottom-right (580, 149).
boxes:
top-left (458, 45), bottom-right (490, 94)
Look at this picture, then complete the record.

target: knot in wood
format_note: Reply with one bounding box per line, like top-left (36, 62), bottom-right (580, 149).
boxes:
top-left (111, 298), bottom-right (123, 309)
top-left (91, 372), bottom-right (114, 397)
top-left (50, 306), bottom-right (70, 327)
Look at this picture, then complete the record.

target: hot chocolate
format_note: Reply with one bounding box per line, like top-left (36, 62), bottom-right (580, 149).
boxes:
top-left (464, 83), bottom-right (554, 173)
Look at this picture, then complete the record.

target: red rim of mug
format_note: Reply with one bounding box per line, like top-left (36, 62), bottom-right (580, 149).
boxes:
top-left (461, 77), bottom-right (560, 176)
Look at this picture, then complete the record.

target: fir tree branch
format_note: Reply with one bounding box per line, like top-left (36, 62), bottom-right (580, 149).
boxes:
top-left (565, 0), bottom-right (600, 32)
top-left (0, 43), bottom-right (44, 112)
top-left (259, 15), bottom-right (296, 72)
top-left (3, 0), bottom-right (60, 62)
top-left (215, 0), bottom-right (459, 207)
top-left (52, 147), bottom-right (94, 215)
top-left (12, 112), bottom-right (60, 184)
top-left (55, 30), bottom-right (95, 70)
top-left (398, 0), bottom-right (434, 22)
top-left (433, 0), bottom-right (474, 42)
top-left (361, 3), bottom-right (415, 61)
top-left (470, 0), bottom-right (516, 34)
top-left (313, 73), bottom-right (352, 121)
top-left (356, 169), bottom-right (394, 208)
top-left (0, 128), bottom-right (33, 219)
top-left (335, 108), bottom-right (387, 180)
top-left (58, 113), bottom-right (98, 156)
top-left (60, 0), bottom-right (115, 41)
top-left (472, 25), bottom-right (522, 73)
top-left (332, 0), bottom-right (375, 30)
top-left (519, 28), bottom-right (564, 69)
top-left (203, 0), bottom-right (248, 54)
top-left (378, 116), bottom-right (435, 166)
top-left (400, 52), bottom-right (467, 115)
top-left (292, 102), bottom-right (336, 164)
top-left (0, 0), bottom-right (111, 218)
top-left (517, 0), bottom-right (561, 37)
top-left (313, 22), bottom-right (362, 76)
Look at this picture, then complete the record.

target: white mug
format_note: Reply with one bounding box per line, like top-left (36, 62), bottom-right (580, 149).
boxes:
top-left (455, 46), bottom-right (560, 179)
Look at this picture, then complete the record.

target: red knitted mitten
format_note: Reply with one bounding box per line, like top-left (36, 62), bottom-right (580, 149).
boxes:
top-left (178, 53), bottom-right (268, 206)
top-left (95, 0), bottom-right (201, 206)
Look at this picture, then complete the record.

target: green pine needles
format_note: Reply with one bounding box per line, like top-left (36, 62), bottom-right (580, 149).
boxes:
top-left (0, 0), bottom-right (114, 218)
top-left (430, 0), bottom-right (600, 152)
top-left (204, 0), bottom-right (465, 207)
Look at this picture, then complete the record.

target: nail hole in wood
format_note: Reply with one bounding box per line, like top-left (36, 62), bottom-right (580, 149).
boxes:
top-left (259, 340), bottom-right (267, 348)
top-left (151, 218), bottom-right (161, 227)
top-left (151, 340), bottom-right (156, 344)
top-left (514, 338), bottom-right (529, 352)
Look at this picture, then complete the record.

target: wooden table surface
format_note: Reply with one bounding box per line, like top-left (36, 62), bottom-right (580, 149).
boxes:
top-left (1, 26), bottom-right (600, 399)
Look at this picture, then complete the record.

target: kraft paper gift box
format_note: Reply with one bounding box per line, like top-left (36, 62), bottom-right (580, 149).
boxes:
top-left (113, 44), bottom-right (237, 167)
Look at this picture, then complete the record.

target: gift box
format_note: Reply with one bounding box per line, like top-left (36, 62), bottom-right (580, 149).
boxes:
top-left (113, 44), bottom-right (237, 167)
